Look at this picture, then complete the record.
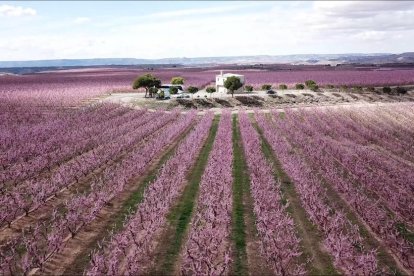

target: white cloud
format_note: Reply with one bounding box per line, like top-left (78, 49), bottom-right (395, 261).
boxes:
top-left (314, 1), bottom-right (414, 18)
top-left (0, 4), bottom-right (36, 17)
top-left (146, 4), bottom-right (255, 19)
top-left (74, 17), bottom-right (91, 24)
top-left (1, 1), bottom-right (414, 60)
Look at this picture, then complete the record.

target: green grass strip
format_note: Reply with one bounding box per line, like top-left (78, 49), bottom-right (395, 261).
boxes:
top-left (230, 114), bottom-right (250, 275)
top-left (267, 113), bottom-right (406, 274)
top-left (251, 115), bottom-right (338, 275)
top-left (152, 115), bottom-right (220, 275)
top-left (63, 123), bottom-right (193, 275)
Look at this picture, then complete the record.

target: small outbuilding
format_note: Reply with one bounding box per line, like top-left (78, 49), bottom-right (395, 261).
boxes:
top-left (215, 71), bottom-right (245, 94)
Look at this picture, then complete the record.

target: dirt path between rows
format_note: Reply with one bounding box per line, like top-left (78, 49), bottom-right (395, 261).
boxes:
top-left (37, 119), bottom-right (197, 275)
top-left (147, 116), bottom-right (220, 276)
top-left (0, 116), bottom-right (177, 246)
top-left (252, 116), bottom-right (338, 275)
top-left (231, 115), bottom-right (272, 276)
top-left (268, 113), bottom-right (410, 275)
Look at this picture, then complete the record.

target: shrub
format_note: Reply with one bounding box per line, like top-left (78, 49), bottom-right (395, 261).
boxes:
top-left (295, 83), bottom-right (305, 90)
top-left (245, 85), bottom-right (254, 92)
top-left (305, 80), bottom-right (316, 88)
top-left (171, 77), bottom-right (184, 85)
top-left (383, 86), bottom-right (392, 94)
top-left (340, 85), bottom-right (349, 91)
top-left (396, 86), bottom-right (407, 94)
top-left (366, 87), bottom-right (376, 92)
top-left (205, 86), bottom-right (216, 97)
top-left (309, 84), bottom-right (319, 92)
top-left (353, 86), bottom-right (363, 92)
top-left (205, 86), bottom-right (216, 93)
top-left (279, 84), bottom-right (288, 90)
top-left (325, 84), bottom-right (335, 89)
top-left (187, 86), bottom-right (199, 94)
top-left (149, 87), bottom-right (159, 95)
top-left (261, 84), bottom-right (272, 90)
top-left (158, 90), bottom-right (165, 99)
top-left (170, 86), bottom-right (179, 94)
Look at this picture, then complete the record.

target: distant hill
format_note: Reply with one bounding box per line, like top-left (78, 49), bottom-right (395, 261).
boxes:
top-left (1, 53), bottom-right (414, 69)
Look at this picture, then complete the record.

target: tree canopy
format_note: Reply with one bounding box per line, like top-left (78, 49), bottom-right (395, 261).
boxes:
top-left (206, 87), bottom-right (216, 97)
top-left (295, 83), bottom-right (305, 90)
top-left (170, 86), bottom-right (179, 94)
top-left (224, 76), bottom-right (243, 97)
top-left (261, 84), bottom-right (272, 90)
top-left (305, 80), bottom-right (317, 88)
top-left (171, 77), bottom-right (184, 85)
top-left (206, 87), bottom-right (216, 93)
top-left (132, 74), bottom-right (161, 98)
top-left (245, 85), bottom-right (253, 92)
top-left (187, 86), bottom-right (199, 95)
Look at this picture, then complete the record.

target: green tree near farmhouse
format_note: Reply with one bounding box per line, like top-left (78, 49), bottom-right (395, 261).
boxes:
top-left (206, 86), bottom-right (216, 97)
top-left (187, 86), bottom-right (199, 98)
top-left (224, 76), bottom-right (243, 98)
top-left (245, 85), bottom-right (253, 92)
top-left (170, 86), bottom-right (179, 94)
top-left (305, 80), bottom-right (317, 88)
top-left (279, 84), bottom-right (288, 90)
top-left (171, 77), bottom-right (184, 85)
top-left (295, 83), bottom-right (305, 90)
top-left (261, 84), bottom-right (272, 90)
top-left (132, 74), bottom-right (161, 98)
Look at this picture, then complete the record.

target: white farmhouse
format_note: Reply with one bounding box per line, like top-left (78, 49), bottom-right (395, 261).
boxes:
top-left (215, 71), bottom-right (245, 94)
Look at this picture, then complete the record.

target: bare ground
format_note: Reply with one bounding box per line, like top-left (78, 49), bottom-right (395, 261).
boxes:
top-left (33, 120), bottom-right (196, 275)
top-left (252, 117), bottom-right (338, 275)
top-left (0, 116), bottom-right (178, 245)
top-left (274, 117), bottom-right (411, 275)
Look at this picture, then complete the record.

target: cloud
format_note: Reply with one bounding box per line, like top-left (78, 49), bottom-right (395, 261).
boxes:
top-left (298, 1), bottom-right (414, 35)
top-left (1, 1), bottom-right (414, 61)
top-left (147, 4), bottom-right (255, 19)
top-left (314, 1), bottom-right (414, 18)
top-left (0, 4), bottom-right (37, 17)
top-left (314, 1), bottom-right (414, 16)
top-left (74, 17), bottom-right (91, 24)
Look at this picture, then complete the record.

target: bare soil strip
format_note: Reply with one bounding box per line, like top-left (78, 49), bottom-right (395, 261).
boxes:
top-left (231, 115), bottom-right (272, 276)
top-left (267, 112), bottom-right (409, 275)
top-left (148, 115), bottom-right (220, 276)
top-left (36, 119), bottom-right (196, 275)
top-left (252, 116), bottom-right (338, 275)
top-left (2, 107), bottom-right (142, 187)
top-left (0, 117), bottom-right (177, 245)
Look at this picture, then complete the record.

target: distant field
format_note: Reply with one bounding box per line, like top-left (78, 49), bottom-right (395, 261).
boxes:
top-left (2, 66), bottom-right (414, 105)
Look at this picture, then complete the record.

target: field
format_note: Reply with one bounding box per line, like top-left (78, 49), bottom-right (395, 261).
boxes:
top-left (2, 66), bottom-right (414, 105)
top-left (0, 68), bottom-right (414, 275)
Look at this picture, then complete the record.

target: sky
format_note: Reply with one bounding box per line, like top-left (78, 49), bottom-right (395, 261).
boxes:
top-left (1, 1), bottom-right (414, 61)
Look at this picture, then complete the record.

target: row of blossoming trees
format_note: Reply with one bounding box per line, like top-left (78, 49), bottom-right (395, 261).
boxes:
top-left (1, 101), bottom-right (413, 274)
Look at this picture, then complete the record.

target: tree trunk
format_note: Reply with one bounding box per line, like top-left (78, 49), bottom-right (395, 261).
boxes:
top-left (145, 88), bottom-right (148, 98)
